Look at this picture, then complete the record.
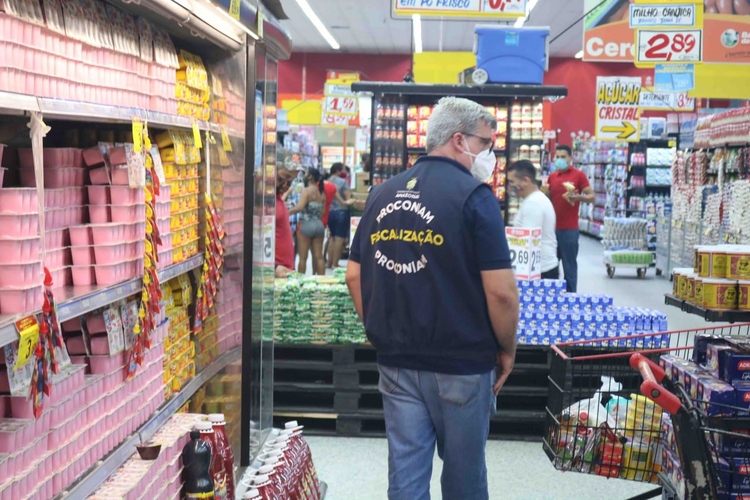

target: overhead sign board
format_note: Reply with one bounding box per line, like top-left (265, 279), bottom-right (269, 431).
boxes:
top-left (595, 76), bottom-right (641, 142)
top-left (654, 63), bottom-right (695, 92)
top-left (629, 4), bottom-right (695, 28)
top-left (392, 0), bottom-right (527, 19)
top-left (639, 88), bottom-right (695, 112)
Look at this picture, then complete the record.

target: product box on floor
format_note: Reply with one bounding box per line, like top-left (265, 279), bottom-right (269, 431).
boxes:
top-left (517, 279), bottom-right (668, 346)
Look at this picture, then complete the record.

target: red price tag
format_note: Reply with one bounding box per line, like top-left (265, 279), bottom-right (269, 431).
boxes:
top-left (321, 112), bottom-right (351, 127)
top-left (324, 96), bottom-right (357, 116)
top-left (484, 0), bottom-right (525, 13)
top-left (675, 92), bottom-right (694, 111)
top-left (637, 29), bottom-right (702, 64)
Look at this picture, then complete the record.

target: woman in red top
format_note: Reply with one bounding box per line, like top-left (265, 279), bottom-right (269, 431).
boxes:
top-left (275, 166), bottom-right (296, 278)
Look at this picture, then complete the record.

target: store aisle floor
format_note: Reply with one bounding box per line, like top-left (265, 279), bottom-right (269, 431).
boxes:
top-left (305, 235), bottom-right (703, 499)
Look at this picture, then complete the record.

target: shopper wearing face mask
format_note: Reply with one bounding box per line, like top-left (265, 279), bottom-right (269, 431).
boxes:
top-left (508, 160), bottom-right (558, 279)
top-left (346, 96), bottom-right (518, 500)
top-left (544, 145), bottom-right (595, 293)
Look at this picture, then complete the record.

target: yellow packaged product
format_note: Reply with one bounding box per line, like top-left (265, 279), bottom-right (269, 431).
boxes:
top-left (694, 277), bottom-right (704, 306)
top-left (702, 278), bottom-right (738, 310)
top-left (155, 131), bottom-right (173, 149)
top-left (622, 440), bottom-right (652, 481)
top-left (739, 281), bottom-right (750, 310)
top-left (686, 273), bottom-right (695, 303)
top-left (726, 246), bottom-right (750, 279)
top-left (711, 246), bottom-right (728, 278)
top-left (694, 245), bottom-right (709, 275)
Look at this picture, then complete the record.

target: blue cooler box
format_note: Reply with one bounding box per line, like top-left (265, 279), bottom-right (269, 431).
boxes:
top-left (474, 26), bottom-right (550, 85)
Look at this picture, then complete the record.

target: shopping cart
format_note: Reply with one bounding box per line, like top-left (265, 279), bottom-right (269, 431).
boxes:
top-left (544, 323), bottom-right (750, 500)
top-left (602, 212), bottom-right (657, 279)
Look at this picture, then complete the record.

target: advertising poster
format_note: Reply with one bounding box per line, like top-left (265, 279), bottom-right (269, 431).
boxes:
top-left (583, 0), bottom-right (750, 64)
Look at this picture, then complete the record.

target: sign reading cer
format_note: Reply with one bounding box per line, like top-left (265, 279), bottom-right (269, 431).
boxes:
top-left (595, 76), bottom-right (641, 142)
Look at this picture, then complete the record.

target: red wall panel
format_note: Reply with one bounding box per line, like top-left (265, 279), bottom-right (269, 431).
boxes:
top-left (278, 52), bottom-right (412, 96)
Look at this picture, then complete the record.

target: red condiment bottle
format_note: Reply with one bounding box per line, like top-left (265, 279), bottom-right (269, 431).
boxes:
top-left (209, 413), bottom-right (236, 499)
top-left (251, 473), bottom-right (281, 500)
top-left (195, 421), bottom-right (229, 500)
top-left (242, 488), bottom-right (260, 500)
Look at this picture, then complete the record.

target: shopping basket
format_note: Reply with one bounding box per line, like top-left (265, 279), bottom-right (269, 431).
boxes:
top-left (544, 323), bottom-right (750, 500)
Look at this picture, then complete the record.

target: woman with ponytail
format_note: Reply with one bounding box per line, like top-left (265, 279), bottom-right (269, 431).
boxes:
top-left (289, 167), bottom-right (326, 275)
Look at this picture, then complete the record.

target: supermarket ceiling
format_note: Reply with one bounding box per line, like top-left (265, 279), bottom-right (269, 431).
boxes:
top-left (278, 0), bottom-right (584, 57)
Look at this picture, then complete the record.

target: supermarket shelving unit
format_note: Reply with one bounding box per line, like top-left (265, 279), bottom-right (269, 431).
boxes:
top-left (0, 0), bottom-right (295, 496)
top-left (351, 82), bottom-right (567, 221)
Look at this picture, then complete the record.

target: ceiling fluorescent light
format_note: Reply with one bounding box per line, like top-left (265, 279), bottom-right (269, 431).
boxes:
top-left (514, 0), bottom-right (539, 27)
top-left (294, 0), bottom-right (340, 50)
top-left (574, 50), bottom-right (583, 59)
top-left (412, 14), bottom-right (422, 54)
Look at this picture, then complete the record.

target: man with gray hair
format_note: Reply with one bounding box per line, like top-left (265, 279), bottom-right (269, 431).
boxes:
top-left (346, 97), bottom-right (519, 500)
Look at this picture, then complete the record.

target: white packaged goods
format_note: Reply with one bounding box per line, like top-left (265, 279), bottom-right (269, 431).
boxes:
top-left (602, 217), bottom-right (649, 251)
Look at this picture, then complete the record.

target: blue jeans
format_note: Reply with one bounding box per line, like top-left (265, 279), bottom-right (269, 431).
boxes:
top-left (556, 229), bottom-right (580, 293)
top-left (378, 365), bottom-right (495, 500)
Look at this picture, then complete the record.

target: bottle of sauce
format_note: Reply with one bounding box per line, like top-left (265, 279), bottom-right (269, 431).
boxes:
top-left (251, 473), bottom-right (281, 500)
top-left (258, 464), bottom-right (288, 499)
top-left (209, 413), bottom-right (236, 500)
top-left (182, 429), bottom-right (215, 500)
top-left (195, 421), bottom-right (229, 500)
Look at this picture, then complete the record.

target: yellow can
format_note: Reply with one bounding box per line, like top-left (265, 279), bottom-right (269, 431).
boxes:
top-left (727, 248), bottom-right (750, 280)
top-left (702, 278), bottom-right (739, 310)
top-left (711, 248), bottom-right (728, 278)
top-left (695, 246), bottom-right (710, 275)
top-left (694, 277), bottom-right (704, 306)
top-left (686, 274), bottom-right (695, 303)
top-left (739, 281), bottom-right (750, 311)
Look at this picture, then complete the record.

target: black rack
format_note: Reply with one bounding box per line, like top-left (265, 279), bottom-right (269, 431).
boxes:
top-left (664, 294), bottom-right (750, 323)
top-left (272, 343), bottom-right (551, 440)
top-left (352, 82), bottom-right (567, 221)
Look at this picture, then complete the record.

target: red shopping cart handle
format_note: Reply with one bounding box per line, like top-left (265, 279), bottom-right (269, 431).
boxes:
top-left (630, 353), bottom-right (683, 415)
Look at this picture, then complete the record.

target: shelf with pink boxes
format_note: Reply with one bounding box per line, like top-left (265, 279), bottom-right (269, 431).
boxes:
top-left (0, 254), bottom-right (204, 352)
top-left (0, 90), bottom-right (243, 139)
top-left (61, 346), bottom-right (241, 499)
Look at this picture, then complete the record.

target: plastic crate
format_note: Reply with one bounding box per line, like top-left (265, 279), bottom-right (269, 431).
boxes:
top-left (473, 26), bottom-right (550, 85)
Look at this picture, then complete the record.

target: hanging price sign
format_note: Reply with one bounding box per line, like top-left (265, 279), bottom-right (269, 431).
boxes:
top-left (636, 29), bottom-right (702, 64)
top-left (505, 227), bottom-right (542, 281)
top-left (14, 316), bottom-right (39, 370)
top-left (321, 111), bottom-right (352, 128)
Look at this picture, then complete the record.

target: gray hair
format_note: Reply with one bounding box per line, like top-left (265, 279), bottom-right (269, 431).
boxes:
top-left (425, 97), bottom-right (497, 153)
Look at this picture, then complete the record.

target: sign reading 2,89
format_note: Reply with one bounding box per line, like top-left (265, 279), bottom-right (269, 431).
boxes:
top-left (636, 29), bottom-right (702, 64)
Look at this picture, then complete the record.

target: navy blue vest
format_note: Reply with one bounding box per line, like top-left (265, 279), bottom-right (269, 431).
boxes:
top-left (358, 156), bottom-right (498, 374)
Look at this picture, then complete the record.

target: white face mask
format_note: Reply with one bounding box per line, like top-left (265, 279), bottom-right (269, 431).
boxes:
top-left (464, 147), bottom-right (496, 182)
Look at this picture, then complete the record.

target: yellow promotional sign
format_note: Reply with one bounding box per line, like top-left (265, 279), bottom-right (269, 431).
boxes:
top-left (595, 76), bottom-right (642, 142)
top-left (392, 0), bottom-right (527, 19)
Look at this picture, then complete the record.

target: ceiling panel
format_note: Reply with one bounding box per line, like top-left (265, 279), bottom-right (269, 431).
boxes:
top-left (279, 0), bottom-right (586, 56)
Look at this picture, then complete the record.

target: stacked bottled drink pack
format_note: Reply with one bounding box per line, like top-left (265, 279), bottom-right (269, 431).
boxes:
top-left (239, 421), bottom-right (321, 500)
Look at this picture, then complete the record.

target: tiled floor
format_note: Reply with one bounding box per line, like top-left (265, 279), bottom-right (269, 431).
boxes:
top-left (304, 236), bottom-right (708, 500)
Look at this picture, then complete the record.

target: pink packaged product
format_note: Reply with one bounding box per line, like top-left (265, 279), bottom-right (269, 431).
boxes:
top-left (47, 246), bottom-right (71, 268)
top-left (110, 186), bottom-right (144, 205)
top-left (83, 147), bottom-right (105, 168)
top-left (90, 222), bottom-right (144, 245)
top-left (45, 187), bottom-right (86, 208)
top-left (111, 204), bottom-right (145, 223)
top-left (66, 335), bottom-right (86, 355)
top-left (0, 285), bottom-right (43, 313)
top-left (69, 225), bottom-right (92, 246)
top-left (155, 184), bottom-right (170, 203)
top-left (90, 335), bottom-right (110, 355)
top-left (46, 228), bottom-right (69, 249)
top-left (19, 167), bottom-right (85, 188)
top-left (71, 266), bottom-right (96, 286)
top-left (47, 206), bottom-right (86, 229)
top-left (155, 201), bottom-right (170, 219)
top-left (0, 261), bottom-right (43, 287)
top-left (0, 213), bottom-right (38, 238)
top-left (0, 188), bottom-right (37, 214)
top-left (89, 166), bottom-right (110, 185)
top-left (111, 167), bottom-right (129, 186)
top-left (48, 266), bottom-right (71, 288)
top-left (88, 204), bottom-right (111, 224)
top-left (94, 240), bottom-right (142, 263)
top-left (89, 351), bottom-right (128, 375)
top-left (71, 246), bottom-right (95, 266)
top-left (86, 313), bottom-right (106, 334)
top-left (87, 185), bottom-right (110, 205)
top-left (94, 259), bottom-right (139, 285)
top-left (108, 146), bottom-right (127, 166)
top-left (18, 148), bottom-right (82, 169)
top-left (0, 237), bottom-right (40, 264)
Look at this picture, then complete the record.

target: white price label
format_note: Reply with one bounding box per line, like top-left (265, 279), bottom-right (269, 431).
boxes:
top-left (637, 29), bottom-right (702, 63)
top-left (321, 112), bottom-right (351, 128)
top-left (506, 227), bottom-right (542, 280)
top-left (510, 247), bottom-right (541, 274)
top-left (324, 96), bottom-right (358, 117)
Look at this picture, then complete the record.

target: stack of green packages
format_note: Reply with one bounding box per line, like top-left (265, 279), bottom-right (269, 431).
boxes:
top-left (273, 271), bottom-right (367, 344)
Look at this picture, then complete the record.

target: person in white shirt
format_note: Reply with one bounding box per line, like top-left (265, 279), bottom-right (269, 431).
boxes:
top-left (508, 160), bottom-right (559, 280)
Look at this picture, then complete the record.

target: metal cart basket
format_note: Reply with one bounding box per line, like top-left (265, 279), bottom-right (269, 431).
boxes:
top-left (544, 323), bottom-right (750, 500)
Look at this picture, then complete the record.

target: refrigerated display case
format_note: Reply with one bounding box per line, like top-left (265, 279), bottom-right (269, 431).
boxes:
top-left (350, 83), bottom-right (567, 221)
top-left (0, 0), bottom-right (291, 497)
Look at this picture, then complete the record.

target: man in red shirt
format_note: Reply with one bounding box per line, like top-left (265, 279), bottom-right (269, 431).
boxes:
top-left (275, 167), bottom-right (297, 278)
top-left (545, 145), bottom-right (594, 293)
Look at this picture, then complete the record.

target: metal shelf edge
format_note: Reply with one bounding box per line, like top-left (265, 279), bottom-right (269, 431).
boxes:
top-left (0, 256), bottom-right (203, 350)
top-left (60, 347), bottom-right (241, 500)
